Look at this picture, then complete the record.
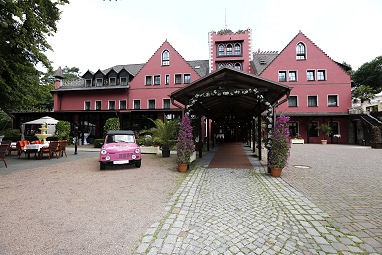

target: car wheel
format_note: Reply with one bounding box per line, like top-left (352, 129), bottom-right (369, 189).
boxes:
top-left (100, 162), bottom-right (106, 170)
top-left (135, 160), bottom-right (141, 168)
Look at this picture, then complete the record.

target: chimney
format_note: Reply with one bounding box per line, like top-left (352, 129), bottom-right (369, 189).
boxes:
top-left (53, 66), bottom-right (64, 89)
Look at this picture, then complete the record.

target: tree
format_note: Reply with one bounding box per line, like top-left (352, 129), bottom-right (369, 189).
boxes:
top-left (0, 0), bottom-right (69, 114)
top-left (352, 85), bottom-right (376, 103)
top-left (352, 56), bottom-right (382, 92)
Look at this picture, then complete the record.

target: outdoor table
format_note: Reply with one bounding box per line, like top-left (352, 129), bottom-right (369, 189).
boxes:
top-left (24, 143), bottom-right (49, 159)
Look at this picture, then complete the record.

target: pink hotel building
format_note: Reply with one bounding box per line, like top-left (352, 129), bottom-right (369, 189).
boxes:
top-left (49, 29), bottom-right (353, 144)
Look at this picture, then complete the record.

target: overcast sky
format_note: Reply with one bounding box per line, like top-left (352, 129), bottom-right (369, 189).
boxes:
top-left (47, 0), bottom-right (382, 74)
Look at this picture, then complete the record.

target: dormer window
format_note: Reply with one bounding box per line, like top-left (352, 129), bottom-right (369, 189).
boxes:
top-left (234, 43), bottom-right (241, 55)
top-left (85, 79), bottom-right (92, 87)
top-left (96, 78), bottom-right (103, 87)
top-left (109, 77), bottom-right (116, 86)
top-left (296, 42), bottom-right (306, 60)
top-left (162, 50), bottom-right (170, 66)
top-left (120, 77), bottom-right (128, 86)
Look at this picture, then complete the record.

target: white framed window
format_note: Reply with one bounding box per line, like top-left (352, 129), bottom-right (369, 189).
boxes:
top-left (296, 42), bottom-right (306, 60)
top-left (154, 75), bottom-right (160, 85)
top-left (95, 100), bottom-right (102, 110)
top-left (307, 70), bottom-right (315, 81)
top-left (109, 77), bottom-right (116, 86)
top-left (184, 74), bottom-right (191, 84)
top-left (96, 78), bottom-right (103, 86)
top-left (317, 70), bottom-right (326, 81)
top-left (84, 101), bottom-right (91, 110)
top-left (162, 50), bottom-right (170, 66)
top-left (308, 95), bottom-right (318, 107)
top-left (288, 71), bottom-right (297, 81)
top-left (288, 96), bottom-right (298, 107)
top-left (119, 100), bottom-right (127, 110)
top-left (165, 74), bottom-right (170, 85)
top-left (328, 95), bottom-right (338, 107)
top-left (148, 99), bottom-right (155, 109)
top-left (133, 100), bottom-right (140, 110)
top-left (234, 43), bottom-right (241, 55)
top-left (145, 76), bottom-right (152, 85)
top-left (278, 71), bottom-right (287, 82)
top-left (175, 74), bottom-right (182, 84)
top-left (120, 77), bottom-right (128, 86)
top-left (163, 99), bottom-right (171, 109)
top-left (226, 44), bottom-right (233, 55)
top-left (218, 44), bottom-right (225, 56)
top-left (85, 79), bottom-right (92, 87)
top-left (108, 101), bottom-right (116, 110)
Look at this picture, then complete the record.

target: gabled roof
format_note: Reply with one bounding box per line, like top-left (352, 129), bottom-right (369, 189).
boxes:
top-left (252, 51), bottom-right (279, 75)
top-left (187, 60), bottom-right (209, 77)
top-left (103, 64), bottom-right (144, 76)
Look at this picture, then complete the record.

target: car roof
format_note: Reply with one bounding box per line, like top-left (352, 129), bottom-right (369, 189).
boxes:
top-left (106, 130), bottom-right (135, 135)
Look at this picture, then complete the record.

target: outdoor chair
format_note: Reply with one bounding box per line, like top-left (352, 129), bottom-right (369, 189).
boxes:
top-left (0, 144), bottom-right (8, 168)
top-left (17, 140), bottom-right (30, 158)
top-left (39, 141), bottom-right (60, 159)
top-left (58, 140), bottom-right (67, 157)
top-left (5, 141), bottom-right (18, 156)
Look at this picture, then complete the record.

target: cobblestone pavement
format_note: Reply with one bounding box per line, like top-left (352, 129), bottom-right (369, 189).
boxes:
top-left (136, 144), bottom-right (380, 254)
top-left (283, 144), bottom-right (382, 254)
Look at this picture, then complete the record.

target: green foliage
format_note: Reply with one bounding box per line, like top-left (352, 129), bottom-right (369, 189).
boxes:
top-left (352, 85), bottom-right (376, 103)
top-left (147, 117), bottom-right (178, 150)
top-left (104, 118), bottom-right (120, 133)
top-left (136, 135), bottom-right (154, 146)
top-left (352, 56), bottom-right (382, 92)
top-left (55, 120), bottom-right (71, 140)
top-left (0, 0), bottom-right (69, 114)
top-left (0, 111), bottom-right (12, 132)
top-left (318, 123), bottom-right (332, 140)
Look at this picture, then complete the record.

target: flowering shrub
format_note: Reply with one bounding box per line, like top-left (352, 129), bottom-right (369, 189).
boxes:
top-left (268, 116), bottom-right (290, 169)
top-left (176, 115), bottom-right (194, 164)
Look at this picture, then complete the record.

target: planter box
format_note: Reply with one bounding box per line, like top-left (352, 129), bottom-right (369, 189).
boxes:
top-left (291, 139), bottom-right (304, 144)
top-left (140, 146), bottom-right (160, 154)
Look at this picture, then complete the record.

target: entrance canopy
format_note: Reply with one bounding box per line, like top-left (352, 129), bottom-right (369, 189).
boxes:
top-left (24, 116), bottom-right (59, 125)
top-left (170, 68), bottom-right (291, 120)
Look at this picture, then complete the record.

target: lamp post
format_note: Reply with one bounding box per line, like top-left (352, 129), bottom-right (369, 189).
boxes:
top-left (74, 126), bottom-right (78, 155)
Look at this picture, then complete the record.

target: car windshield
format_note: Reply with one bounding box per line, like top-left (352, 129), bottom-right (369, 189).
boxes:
top-left (106, 134), bottom-right (135, 143)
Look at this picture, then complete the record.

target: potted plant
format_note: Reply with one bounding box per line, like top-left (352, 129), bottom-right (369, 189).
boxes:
top-left (148, 117), bottom-right (178, 157)
top-left (268, 116), bottom-right (290, 177)
top-left (319, 123), bottom-right (331, 144)
top-left (176, 115), bottom-right (194, 172)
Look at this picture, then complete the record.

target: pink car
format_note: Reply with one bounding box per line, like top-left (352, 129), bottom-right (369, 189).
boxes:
top-left (99, 130), bottom-right (141, 170)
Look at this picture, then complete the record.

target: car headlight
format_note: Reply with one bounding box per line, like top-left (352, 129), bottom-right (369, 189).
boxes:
top-left (135, 148), bottom-right (140, 153)
top-left (106, 156), bottom-right (110, 161)
top-left (132, 154), bottom-right (136, 160)
top-left (101, 149), bottom-right (107, 155)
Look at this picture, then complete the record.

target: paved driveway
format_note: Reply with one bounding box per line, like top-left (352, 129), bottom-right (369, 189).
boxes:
top-left (0, 149), bottom-right (183, 255)
top-left (283, 144), bottom-right (382, 253)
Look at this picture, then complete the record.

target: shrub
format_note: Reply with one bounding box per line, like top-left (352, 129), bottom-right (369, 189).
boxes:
top-left (268, 116), bottom-right (290, 169)
top-left (176, 115), bottom-right (194, 164)
top-left (104, 118), bottom-right (120, 133)
top-left (55, 120), bottom-right (71, 140)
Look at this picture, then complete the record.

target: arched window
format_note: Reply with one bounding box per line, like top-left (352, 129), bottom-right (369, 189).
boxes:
top-left (234, 63), bottom-right (241, 70)
top-left (162, 50), bottom-right (170, 66)
top-left (217, 63), bottom-right (225, 69)
top-left (226, 63), bottom-right (233, 69)
top-left (296, 43), bottom-right (306, 60)
top-left (226, 44), bottom-right (233, 56)
top-left (218, 44), bottom-right (225, 56)
top-left (234, 43), bottom-right (241, 55)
